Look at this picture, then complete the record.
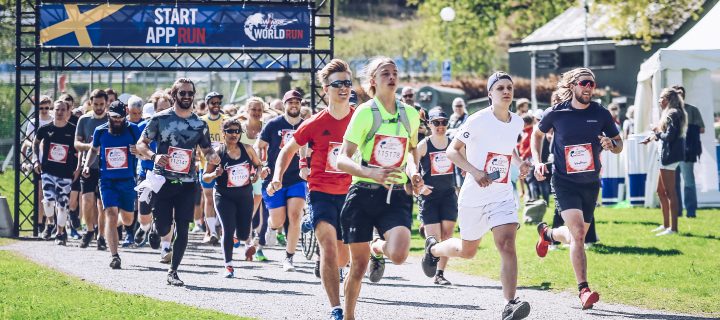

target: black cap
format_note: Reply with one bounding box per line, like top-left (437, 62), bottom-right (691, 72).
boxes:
top-left (205, 91), bottom-right (223, 103)
top-left (349, 90), bottom-right (358, 106)
top-left (108, 100), bottom-right (127, 118)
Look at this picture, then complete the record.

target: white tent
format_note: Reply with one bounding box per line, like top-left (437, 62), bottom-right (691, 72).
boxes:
top-left (634, 3), bottom-right (720, 207)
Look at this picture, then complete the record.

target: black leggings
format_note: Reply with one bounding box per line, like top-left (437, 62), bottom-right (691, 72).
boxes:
top-left (153, 182), bottom-right (195, 271)
top-left (215, 186), bottom-right (254, 263)
top-left (252, 201), bottom-right (269, 246)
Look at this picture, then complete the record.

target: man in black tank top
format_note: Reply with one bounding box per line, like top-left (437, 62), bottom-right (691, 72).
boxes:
top-left (416, 108), bottom-right (458, 285)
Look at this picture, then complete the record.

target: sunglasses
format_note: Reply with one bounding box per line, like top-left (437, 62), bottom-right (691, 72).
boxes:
top-left (178, 91), bottom-right (195, 97)
top-left (39, 107), bottom-right (53, 111)
top-left (403, 94), bottom-right (414, 98)
top-left (224, 129), bottom-right (241, 134)
top-left (576, 80), bottom-right (596, 88)
top-left (209, 101), bottom-right (222, 106)
top-left (431, 119), bottom-right (448, 126)
top-left (328, 80), bottom-right (353, 88)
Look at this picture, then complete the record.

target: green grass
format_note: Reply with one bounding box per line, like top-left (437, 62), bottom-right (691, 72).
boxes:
top-left (0, 169), bottom-right (36, 234)
top-left (410, 204), bottom-right (720, 316)
top-left (0, 238), bottom-right (15, 246)
top-left (0, 250), bottom-right (251, 320)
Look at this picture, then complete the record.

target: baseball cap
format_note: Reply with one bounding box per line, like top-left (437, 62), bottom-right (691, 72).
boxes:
top-left (487, 71), bottom-right (513, 92)
top-left (516, 98), bottom-right (530, 106)
top-left (205, 91), bottom-right (223, 103)
top-left (282, 90), bottom-right (302, 104)
top-left (108, 100), bottom-right (127, 118)
top-left (142, 102), bottom-right (155, 119)
top-left (428, 107), bottom-right (448, 121)
top-left (349, 90), bottom-right (358, 106)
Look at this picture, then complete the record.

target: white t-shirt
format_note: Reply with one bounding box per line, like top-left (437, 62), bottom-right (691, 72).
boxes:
top-left (456, 107), bottom-right (523, 207)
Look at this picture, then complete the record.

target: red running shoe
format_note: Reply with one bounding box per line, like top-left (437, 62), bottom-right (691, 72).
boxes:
top-left (579, 287), bottom-right (600, 310)
top-left (245, 245), bottom-right (256, 261)
top-left (535, 222), bottom-right (550, 258)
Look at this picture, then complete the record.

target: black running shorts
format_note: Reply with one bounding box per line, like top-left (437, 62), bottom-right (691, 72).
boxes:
top-left (419, 189), bottom-right (458, 225)
top-left (551, 175), bottom-right (599, 223)
top-left (341, 183), bottom-right (413, 244)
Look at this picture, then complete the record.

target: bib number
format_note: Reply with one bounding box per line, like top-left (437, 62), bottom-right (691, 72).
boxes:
top-left (325, 141), bottom-right (343, 174)
top-left (369, 134), bottom-right (407, 168)
top-left (483, 152), bottom-right (511, 183)
top-left (564, 143), bottom-right (595, 173)
top-left (429, 151), bottom-right (453, 176)
top-left (279, 129), bottom-right (295, 148)
top-left (48, 143), bottom-right (69, 164)
top-left (227, 163), bottom-right (251, 187)
top-left (165, 146), bottom-right (193, 174)
top-left (105, 146), bottom-right (128, 170)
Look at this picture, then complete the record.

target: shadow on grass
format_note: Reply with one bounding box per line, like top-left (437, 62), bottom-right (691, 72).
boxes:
top-left (595, 220), bottom-right (659, 226)
top-left (679, 233), bottom-right (720, 241)
top-left (358, 296), bottom-right (485, 311)
top-left (587, 308), bottom-right (717, 319)
top-left (590, 244), bottom-right (682, 256)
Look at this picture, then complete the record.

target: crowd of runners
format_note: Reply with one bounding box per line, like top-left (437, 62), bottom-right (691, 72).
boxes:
top-left (25, 57), bottom-right (623, 320)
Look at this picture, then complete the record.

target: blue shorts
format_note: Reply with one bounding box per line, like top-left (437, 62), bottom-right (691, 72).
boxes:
top-left (99, 177), bottom-right (136, 212)
top-left (308, 191), bottom-right (346, 240)
top-left (198, 169), bottom-right (216, 189)
top-left (261, 181), bottom-right (307, 210)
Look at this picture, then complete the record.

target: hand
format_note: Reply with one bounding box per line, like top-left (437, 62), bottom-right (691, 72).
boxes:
top-left (154, 154), bottom-right (169, 167)
top-left (640, 136), bottom-right (654, 145)
top-left (410, 172), bottom-right (425, 194)
top-left (250, 172), bottom-right (259, 183)
top-left (260, 167), bottom-right (271, 179)
top-left (366, 167), bottom-right (404, 187)
top-left (598, 135), bottom-right (614, 150)
top-left (129, 145), bottom-right (138, 156)
top-left (300, 167), bottom-right (310, 180)
top-left (473, 170), bottom-right (493, 187)
top-left (73, 168), bottom-right (81, 181)
top-left (533, 162), bottom-right (548, 181)
top-left (266, 180), bottom-right (282, 196)
top-left (207, 153), bottom-right (221, 166)
top-left (519, 161), bottom-right (532, 179)
top-left (418, 184), bottom-right (434, 196)
top-left (82, 166), bottom-right (91, 178)
top-left (33, 162), bottom-right (42, 174)
top-left (214, 165), bottom-right (223, 177)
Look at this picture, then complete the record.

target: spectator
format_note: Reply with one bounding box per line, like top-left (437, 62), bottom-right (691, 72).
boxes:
top-left (622, 105), bottom-right (635, 140)
top-left (105, 88), bottom-right (118, 103)
top-left (515, 98), bottom-right (530, 116)
top-left (672, 85), bottom-right (704, 218)
top-left (447, 97), bottom-right (468, 140)
top-left (607, 102), bottom-right (621, 131)
top-left (402, 86), bottom-right (428, 141)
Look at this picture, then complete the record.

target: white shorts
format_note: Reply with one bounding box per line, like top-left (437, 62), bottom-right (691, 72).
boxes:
top-left (458, 199), bottom-right (519, 241)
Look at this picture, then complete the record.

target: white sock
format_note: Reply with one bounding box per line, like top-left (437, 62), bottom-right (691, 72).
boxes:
top-left (161, 241), bottom-right (171, 250)
top-left (224, 261), bottom-right (232, 267)
top-left (55, 208), bottom-right (68, 229)
top-left (206, 217), bottom-right (217, 234)
top-left (140, 223), bottom-right (151, 232)
top-left (195, 219), bottom-right (203, 226)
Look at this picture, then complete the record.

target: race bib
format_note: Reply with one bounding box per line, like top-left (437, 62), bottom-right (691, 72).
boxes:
top-left (369, 134), bottom-right (407, 168)
top-left (279, 129), bottom-right (295, 148)
top-left (483, 152), bottom-right (511, 183)
top-left (429, 151), bottom-right (453, 176)
top-left (564, 143), bottom-right (595, 173)
top-left (48, 143), bottom-right (69, 164)
top-left (226, 163), bottom-right (251, 187)
top-left (165, 146), bottom-right (193, 174)
top-left (325, 142), bottom-right (343, 174)
top-left (105, 146), bottom-right (128, 170)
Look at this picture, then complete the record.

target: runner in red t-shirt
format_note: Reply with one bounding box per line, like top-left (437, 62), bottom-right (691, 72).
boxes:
top-left (267, 59), bottom-right (353, 320)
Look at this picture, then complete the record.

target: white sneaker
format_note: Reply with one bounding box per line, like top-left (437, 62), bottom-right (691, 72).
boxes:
top-left (160, 248), bottom-right (173, 264)
top-left (650, 225), bottom-right (666, 233)
top-left (548, 244), bottom-right (559, 251)
top-left (583, 243), bottom-right (594, 250)
top-left (656, 229), bottom-right (677, 236)
top-left (190, 225), bottom-right (203, 233)
top-left (283, 256), bottom-right (295, 272)
top-left (266, 228), bottom-right (278, 246)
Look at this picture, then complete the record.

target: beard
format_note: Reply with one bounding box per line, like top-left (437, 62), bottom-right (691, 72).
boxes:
top-left (109, 122), bottom-right (125, 134)
top-left (177, 97), bottom-right (193, 109)
top-left (574, 94), bottom-right (591, 105)
top-left (209, 106), bottom-right (220, 116)
top-left (94, 108), bottom-right (105, 116)
top-left (287, 108), bottom-right (300, 118)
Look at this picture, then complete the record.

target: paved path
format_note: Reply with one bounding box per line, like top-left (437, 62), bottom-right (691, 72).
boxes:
top-left (2, 235), bottom-right (713, 320)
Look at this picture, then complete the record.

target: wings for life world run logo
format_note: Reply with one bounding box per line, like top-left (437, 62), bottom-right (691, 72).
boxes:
top-left (244, 13), bottom-right (303, 41)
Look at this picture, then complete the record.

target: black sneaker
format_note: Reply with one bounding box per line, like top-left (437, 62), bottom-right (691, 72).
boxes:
top-left (421, 236), bottom-right (439, 277)
top-left (110, 255), bottom-right (122, 269)
top-left (366, 254), bottom-right (385, 283)
top-left (79, 231), bottom-right (94, 248)
top-left (314, 260), bottom-right (321, 278)
top-left (502, 298), bottom-right (531, 320)
top-left (96, 237), bottom-right (108, 251)
top-left (134, 227), bottom-right (147, 247)
top-left (148, 227), bottom-right (160, 250)
top-left (54, 233), bottom-right (67, 246)
top-left (41, 224), bottom-right (54, 240)
top-left (167, 270), bottom-right (184, 286)
top-left (433, 274), bottom-right (451, 285)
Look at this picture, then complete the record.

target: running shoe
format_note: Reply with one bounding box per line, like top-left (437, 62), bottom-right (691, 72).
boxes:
top-left (134, 228), bottom-right (147, 247)
top-left (148, 228), bottom-right (160, 250)
top-left (535, 222), bottom-right (550, 258)
top-left (265, 228), bottom-right (278, 246)
top-left (233, 237), bottom-right (241, 248)
top-left (367, 254), bottom-right (385, 283)
top-left (209, 233), bottom-right (219, 246)
top-left (69, 228), bottom-right (81, 240)
top-left (191, 224), bottom-right (206, 233)
top-left (329, 308), bottom-right (343, 320)
top-left (41, 224), bottom-right (54, 240)
top-left (224, 266), bottom-right (234, 278)
top-left (167, 271), bottom-right (184, 286)
top-left (502, 298), bottom-right (530, 320)
top-left (421, 236), bottom-right (439, 277)
top-left (276, 233), bottom-right (287, 246)
top-left (160, 248), bottom-right (173, 264)
top-left (301, 214), bottom-right (313, 234)
top-left (54, 233), bottom-right (67, 246)
top-left (282, 256), bottom-right (295, 272)
top-left (314, 260), bottom-right (321, 278)
top-left (579, 287), bottom-right (600, 310)
top-left (96, 237), bottom-right (108, 251)
top-left (656, 229), bottom-right (677, 236)
top-left (121, 231), bottom-right (135, 248)
top-left (434, 274), bottom-right (451, 286)
top-left (79, 231), bottom-right (93, 248)
top-left (244, 245), bottom-right (256, 261)
top-left (254, 248), bottom-right (268, 262)
top-left (650, 225), bottom-right (666, 233)
top-left (110, 255), bottom-right (122, 270)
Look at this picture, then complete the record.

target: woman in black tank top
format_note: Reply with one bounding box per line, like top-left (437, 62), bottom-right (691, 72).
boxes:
top-left (202, 119), bottom-right (263, 278)
top-left (416, 108), bottom-right (458, 285)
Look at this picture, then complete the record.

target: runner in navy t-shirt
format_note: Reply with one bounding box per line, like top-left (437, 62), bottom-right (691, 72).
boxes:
top-left (530, 68), bottom-right (623, 310)
top-left (82, 101), bottom-right (141, 270)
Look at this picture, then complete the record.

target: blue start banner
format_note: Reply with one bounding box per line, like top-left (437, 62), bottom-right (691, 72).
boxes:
top-left (40, 4), bottom-right (311, 48)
